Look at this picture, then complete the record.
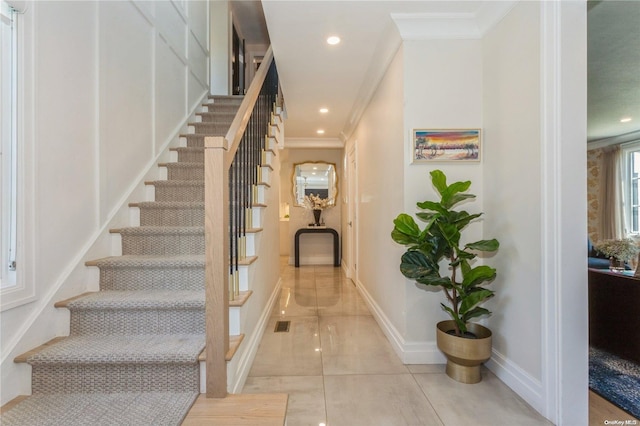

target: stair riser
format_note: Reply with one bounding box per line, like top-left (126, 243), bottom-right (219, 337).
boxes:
top-left (166, 166), bottom-right (204, 181)
top-left (207, 96), bottom-right (243, 106)
top-left (181, 135), bottom-right (206, 148)
top-left (31, 364), bottom-right (199, 394)
top-left (197, 113), bottom-right (236, 123)
top-left (152, 184), bottom-right (204, 202)
top-left (98, 268), bottom-right (203, 291)
top-left (176, 150), bottom-right (204, 163)
top-left (188, 123), bottom-right (231, 134)
top-left (121, 234), bottom-right (204, 256)
top-left (140, 208), bottom-right (204, 227)
top-left (69, 309), bottom-right (204, 335)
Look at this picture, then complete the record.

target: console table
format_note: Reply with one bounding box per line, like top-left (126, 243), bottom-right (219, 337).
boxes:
top-left (294, 227), bottom-right (340, 267)
top-left (589, 268), bottom-right (640, 363)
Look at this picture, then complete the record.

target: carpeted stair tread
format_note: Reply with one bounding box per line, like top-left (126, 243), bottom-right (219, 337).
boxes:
top-left (131, 201), bottom-right (205, 209)
top-left (0, 391), bottom-right (199, 426)
top-left (65, 290), bottom-right (204, 310)
top-left (146, 179), bottom-right (204, 187)
top-left (207, 95), bottom-right (244, 102)
top-left (87, 254), bottom-right (204, 268)
top-left (159, 162), bottom-right (204, 169)
top-left (112, 226), bottom-right (203, 236)
top-left (26, 335), bottom-right (204, 365)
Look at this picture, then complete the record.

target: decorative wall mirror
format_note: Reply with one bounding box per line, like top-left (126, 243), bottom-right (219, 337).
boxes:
top-left (292, 162), bottom-right (338, 207)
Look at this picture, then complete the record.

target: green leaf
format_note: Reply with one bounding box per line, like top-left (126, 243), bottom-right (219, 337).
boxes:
top-left (393, 214), bottom-right (420, 237)
top-left (417, 275), bottom-right (452, 288)
top-left (391, 228), bottom-right (419, 246)
top-left (465, 239), bottom-right (500, 252)
top-left (436, 222), bottom-right (460, 247)
top-left (441, 304), bottom-right (467, 335)
top-left (450, 211), bottom-right (482, 229)
top-left (399, 251), bottom-right (437, 278)
top-left (441, 180), bottom-right (472, 208)
top-left (444, 193), bottom-right (476, 209)
top-left (416, 200), bottom-right (447, 215)
top-left (430, 170), bottom-right (447, 195)
top-left (462, 265), bottom-right (497, 287)
top-left (459, 288), bottom-right (494, 314)
top-left (461, 307), bottom-right (491, 323)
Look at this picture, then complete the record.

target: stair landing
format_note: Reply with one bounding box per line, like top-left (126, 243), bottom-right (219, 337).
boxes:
top-left (182, 393), bottom-right (288, 425)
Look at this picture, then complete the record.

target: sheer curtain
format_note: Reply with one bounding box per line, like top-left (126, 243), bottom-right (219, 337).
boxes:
top-left (599, 145), bottom-right (624, 240)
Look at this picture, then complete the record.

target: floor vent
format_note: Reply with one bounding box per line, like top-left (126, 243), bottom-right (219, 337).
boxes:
top-left (274, 321), bottom-right (290, 333)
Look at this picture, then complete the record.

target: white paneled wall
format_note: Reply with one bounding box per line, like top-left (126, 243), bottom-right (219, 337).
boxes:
top-left (0, 0), bottom-right (210, 405)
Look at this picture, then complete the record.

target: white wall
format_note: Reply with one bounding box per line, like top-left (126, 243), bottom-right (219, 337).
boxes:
top-left (352, 39), bottom-right (485, 363)
top-left (350, 2), bottom-right (588, 423)
top-left (482, 0), bottom-right (543, 388)
top-left (347, 47), bottom-right (408, 341)
top-left (402, 39), bottom-right (483, 345)
top-left (0, 0), bottom-right (210, 404)
top-left (210, 0), bottom-right (231, 95)
top-left (281, 148), bottom-right (343, 265)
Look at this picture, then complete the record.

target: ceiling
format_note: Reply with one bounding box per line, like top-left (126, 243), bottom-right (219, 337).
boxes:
top-left (587, 1), bottom-right (640, 143)
top-left (234, 1), bottom-right (640, 146)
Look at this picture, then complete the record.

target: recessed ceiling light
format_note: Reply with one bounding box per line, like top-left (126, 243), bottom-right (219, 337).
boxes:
top-left (317, 129), bottom-right (325, 134)
top-left (319, 108), bottom-right (329, 114)
top-left (621, 117), bottom-right (633, 123)
top-left (326, 36), bottom-right (340, 45)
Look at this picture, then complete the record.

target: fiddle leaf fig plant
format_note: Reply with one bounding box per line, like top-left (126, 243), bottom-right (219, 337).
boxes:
top-left (391, 170), bottom-right (499, 337)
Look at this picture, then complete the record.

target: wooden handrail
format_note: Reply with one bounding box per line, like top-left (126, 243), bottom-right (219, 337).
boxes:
top-left (203, 46), bottom-right (276, 398)
top-left (223, 46), bottom-right (274, 170)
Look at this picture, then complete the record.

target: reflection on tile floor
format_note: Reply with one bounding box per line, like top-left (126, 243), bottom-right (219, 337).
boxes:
top-left (243, 258), bottom-right (551, 426)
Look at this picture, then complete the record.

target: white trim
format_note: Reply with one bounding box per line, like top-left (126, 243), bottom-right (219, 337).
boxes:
top-left (540, 3), bottom-right (560, 421)
top-left (0, 0), bottom-right (34, 310)
top-left (228, 277), bottom-right (282, 394)
top-left (486, 350), bottom-right (545, 416)
top-left (391, 2), bottom-right (517, 41)
top-left (588, 129), bottom-right (640, 150)
top-left (356, 278), bottom-right (445, 364)
top-left (284, 137), bottom-right (343, 149)
top-left (540, 2), bottom-right (589, 425)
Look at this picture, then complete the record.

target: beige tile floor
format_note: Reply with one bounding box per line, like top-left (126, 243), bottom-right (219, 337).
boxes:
top-left (243, 260), bottom-right (551, 426)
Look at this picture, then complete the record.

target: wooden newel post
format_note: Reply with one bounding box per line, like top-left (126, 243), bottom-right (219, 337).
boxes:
top-left (204, 136), bottom-right (230, 398)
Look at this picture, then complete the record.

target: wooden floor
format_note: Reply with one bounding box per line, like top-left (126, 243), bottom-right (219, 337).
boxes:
top-left (181, 393), bottom-right (288, 425)
top-left (589, 390), bottom-right (639, 425)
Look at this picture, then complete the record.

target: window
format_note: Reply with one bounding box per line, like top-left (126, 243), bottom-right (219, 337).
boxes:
top-left (1, 0), bottom-right (17, 290)
top-left (622, 141), bottom-right (640, 235)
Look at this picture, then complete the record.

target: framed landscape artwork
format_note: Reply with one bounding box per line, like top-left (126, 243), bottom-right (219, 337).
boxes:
top-left (411, 129), bottom-right (481, 163)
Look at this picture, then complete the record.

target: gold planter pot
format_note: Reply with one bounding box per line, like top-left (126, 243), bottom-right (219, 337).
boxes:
top-left (436, 320), bottom-right (492, 384)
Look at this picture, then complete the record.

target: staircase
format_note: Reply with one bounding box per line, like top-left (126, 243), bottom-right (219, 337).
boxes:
top-left (1, 95), bottom-right (278, 425)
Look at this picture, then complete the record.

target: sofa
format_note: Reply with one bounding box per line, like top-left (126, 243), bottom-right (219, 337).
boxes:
top-left (588, 238), bottom-right (613, 269)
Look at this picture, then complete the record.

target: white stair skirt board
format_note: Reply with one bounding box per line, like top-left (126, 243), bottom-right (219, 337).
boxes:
top-left (199, 278), bottom-right (283, 394)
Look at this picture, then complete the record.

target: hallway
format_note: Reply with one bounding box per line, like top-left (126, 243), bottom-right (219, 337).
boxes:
top-left (242, 259), bottom-right (550, 426)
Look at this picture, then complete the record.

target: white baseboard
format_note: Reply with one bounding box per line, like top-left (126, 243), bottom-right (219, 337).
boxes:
top-left (356, 278), bottom-right (545, 416)
top-left (228, 278), bottom-right (282, 394)
top-left (485, 349), bottom-right (545, 415)
top-left (355, 279), bottom-right (445, 364)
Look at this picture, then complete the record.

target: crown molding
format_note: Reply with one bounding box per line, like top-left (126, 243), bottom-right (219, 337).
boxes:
top-left (340, 2), bottom-right (517, 142)
top-left (285, 137), bottom-right (344, 149)
top-left (391, 2), bottom-right (517, 40)
top-left (587, 129), bottom-right (640, 150)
